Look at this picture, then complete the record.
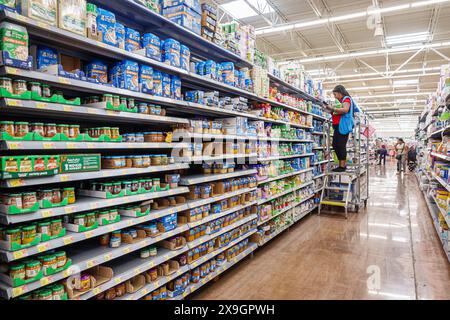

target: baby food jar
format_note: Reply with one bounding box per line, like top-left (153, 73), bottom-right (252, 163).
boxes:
top-left (25, 260), bottom-right (41, 279)
top-left (99, 233), bottom-right (109, 246)
top-left (44, 123), bottom-right (57, 138)
top-left (97, 211), bottom-right (109, 224)
top-left (0, 77), bottom-right (12, 92)
top-left (21, 225), bottom-right (36, 245)
top-left (39, 289), bottom-right (53, 300)
top-left (113, 182), bottom-right (122, 195)
top-left (127, 98), bottom-right (135, 109)
top-left (132, 156), bottom-right (143, 168)
top-left (109, 236), bottom-right (121, 248)
top-left (6, 228), bottom-right (21, 245)
top-left (13, 79), bottom-right (27, 95)
top-left (22, 192), bottom-right (37, 209)
top-left (28, 123), bottom-right (43, 136)
top-left (42, 84), bottom-right (51, 98)
top-left (69, 125), bottom-right (80, 138)
top-left (15, 122), bottom-right (29, 137)
top-left (120, 97), bottom-right (127, 107)
top-left (135, 133), bottom-right (144, 143)
top-left (9, 263), bottom-right (26, 281)
top-left (52, 189), bottom-right (61, 204)
top-left (102, 94), bottom-right (113, 104)
top-left (42, 256), bottom-right (56, 274)
top-left (37, 222), bottom-right (51, 238)
top-left (52, 284), bottom-right (65, 300)
top-left (28, 82), bottom-right (42, 96)
top-left (50, 219), bottom-right (62, 236)
top-left (138, 103), bottom-right (148, 114)
top-left (55, 251), bottom-right (67, 268)
top-left (111, 127), bottom-right (120, 140)
top-left (86, 213), bottom-right (96, 227)
top-left (142, 155), bottom-right (150, 167)
top-left (109, 209), bottom-right (118, 221)
top-left (62, 188), bottom-right (75, 204)
top-left (140, 249), bottom-right (150, 259)
top-left (151, 155), bottom-right (162, 166)
top-left (0, 121), bottom-right (14, 136)
top-left (160, 155), bottom-right (168, 166)
top-left (113, 95), bottom-right (120, 107)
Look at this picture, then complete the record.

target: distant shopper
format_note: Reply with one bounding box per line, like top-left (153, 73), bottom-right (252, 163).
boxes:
top-left (378, 145), bottom-right (387, 165)
top-left (394, 138), bottom-right (407, 173)
top-left (323, 85), bottom-right (358, 173)
top-left (407, 145), bottom-right (417, 172)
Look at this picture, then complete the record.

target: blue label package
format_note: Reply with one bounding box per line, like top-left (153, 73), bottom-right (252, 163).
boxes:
top-left (180, 44), bottom-right (190, 70)
top-left (196, 61), bottom-right (205, 76)
top-left (163, 4), bottom-right (201, 35)
top-left (152, 70), bottom-right (163, 96)
top-left (36, 46), bottom-right (58, 70)
top-left (86, 60), bottom-right (108, 84)
top-left (139, 64), bottom-right (153, 94)
top-left (162, 0), bottom-right (201, 14)
top-left (161, 38), bottom-right (181, 68)
top-left (97, 8), bottom-right (117, 47)
top-left (161, 72), bottom-right (172, 97)
top-left (115, 22), bottom-right (125, 50)
top-left (125, 27), bottom-right (141, 52)
top-left (158, 213), bottom-right (177, 232)
top-left (109, 62), bottom-right (122, 88)
top-left (171, 75), bottom-right (182, 100)
top-left (221, 62), bottom-right (235, 86)
top-left (204, 60), bottom-right (217, 80)
top-left (142, 33), bottom-right (161, 61)
top-left (201, 3), bottom-right (217, 16)
top-left (121, 60), bottom-right (139, 92)
top-left (185, 90), bottom-right (204, 104)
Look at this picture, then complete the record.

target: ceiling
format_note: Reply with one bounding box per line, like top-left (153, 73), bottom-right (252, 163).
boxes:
top-left (215, 0), bottom-right (450, 136)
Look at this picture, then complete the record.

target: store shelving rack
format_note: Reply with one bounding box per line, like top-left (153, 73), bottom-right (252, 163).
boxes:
top-left (0, 1), bottom-right (328, 300)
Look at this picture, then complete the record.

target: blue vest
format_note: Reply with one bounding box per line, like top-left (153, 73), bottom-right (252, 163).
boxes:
top-left (338, 96), bottom-right (356, 135)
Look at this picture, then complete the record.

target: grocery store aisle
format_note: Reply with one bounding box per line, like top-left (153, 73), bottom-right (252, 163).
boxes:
top-left (192, 162), bottom-right (450, 300)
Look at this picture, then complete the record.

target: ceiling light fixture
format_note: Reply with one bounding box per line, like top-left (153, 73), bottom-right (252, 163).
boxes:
top-left (386, 32), bottom-right (429, 46)
top-left (220, 0), bottom-right (274, 19)
top-left (355, 92), bottom-right (432, 99)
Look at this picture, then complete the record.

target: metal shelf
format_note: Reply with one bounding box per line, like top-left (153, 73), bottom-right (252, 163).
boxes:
top-left (178, 243), bottom-right (258, 300)
top-left (431, 152), bottom-right (450, 161)
top-left (267, 73), bottom-right (323, 105)
top-left (1, 163), bottom-right (190, 188)
top-left (186, 187), bottom-right (257, 209)
top-left (257, 194), bottom-right (315, 226)
top-left (173, 133), bottom-right (313, 143)
top-left (0, 202), bottom-right (189, 262)
top-left (187, 214), bottom-right (258, 249)
top-left (0, 140), bottom-right (187, 151)
top-left (313, 173), bottom-right (326, 179)
top-left (177, 153), bottom-right (257, 163)
top-left (312, 131), bottom-right (325, 135)
top-left (257, 168), bottom-right (313, 185)
top-left (257, 181), bottom-right (314, 205)
top-left (180, 169), bottom-right (256, 186)
top-left (257, 153), bottom-right (315, 162)
top-left (313, 160), bottom-right (329, 166)
top-left (430, 171), bottom-right (450, 193)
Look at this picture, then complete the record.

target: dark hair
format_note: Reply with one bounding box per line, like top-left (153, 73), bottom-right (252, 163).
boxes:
top-left (333, 85), bottom-right (351, 98)
top-left (398, 138), bottom-right (404, 143)
top-left (446, 93), bottom-right (450, 104)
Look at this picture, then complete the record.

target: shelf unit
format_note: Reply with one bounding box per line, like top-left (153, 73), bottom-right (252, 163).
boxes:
top-left (0, 1), bottom-right (328, 301)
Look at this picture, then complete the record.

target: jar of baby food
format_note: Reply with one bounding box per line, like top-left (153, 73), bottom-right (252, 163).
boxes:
top-left (160, 155), bottom-right (168, 166)
top-left (109, 236), bottom-right (121, 248)
top-left (111, 127), bottom-right (120, 139)
top-left (52, 189), bottom-right (61, 204)
top-left (25, 260), bottom-right (41, 279)
top-left (15, 122), bottom-right (29, 137)
top-left (103, 94), bottom-right (113, 104)
top-left (113, 182), bottom-right (121, 195)
top-left (0, 121), bottom-right (14, 136)
top-left (153, 178), bottom-right (160, 190)
top-left (21, 225), bottom-right (36, 245)
top-left (140, 249), bottom-right (150, 259)
top-left (9, 263), bottom-right (25, 281)
top-left (120, 97), bottom-right (127, 107)
top-left (0, 77), bottom-right (12, 92)
top-left (51, 219), bottom-right (62, 236)
top-left (13, 80), bottom-right (27, 95)
top-left (99, 233), bottom-right (109, 246)
top-left (22, 192), bottom-right (36, 209)
top-left (69, 125), bottom-right (80, 138)
top-left (39, 289), bottom-right (53, 301)
top-left (73, 214), bottom-right (84, 226)
top-left (135, 133), bottom-right (144, 143)
top-left (28, 123), bottom-right (44, 136)
top-left (86, 213), bottom-right (96, 227)
top-left (55, 251), bottom-right (67, 268)
top-left (132, 156), bottom-right (143, 168)
top-left (62, 188), bottom-right (75, 204)
top-left (42, 84), bottom-right (51, 98)
top-left (42, 256), bottom-right (55, 274)
top-left (138, 103), bottom-right (148, 114)
top-left (113, 95), bottom-right (120, 107)
top-left (44, 123), bottom-right (57, 138)
top-left (52, 284), bottom-right (65, 300)
top-left (151, 155), bottom-right (162, 166)
top-left (5, 158), bottom-right (19, 172)
top-left (6, 228), bottom-right (21, 245)
top-left (128, 98), bottom-right (135, 109)
top-left (109, 209), bottom-right (118, 221)
top-left (28, 82), bottom-right (42, 96)
top-left (37, 222), bottom-right (51, 238)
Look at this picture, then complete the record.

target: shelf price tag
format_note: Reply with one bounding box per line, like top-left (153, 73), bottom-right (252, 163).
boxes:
top-left (122, 247), bottom-right (131, 254)
top-left (134, 268), bottom-right (141, 275)
top-left (92, 287), bottom-right (101, 295)
top-left (63, 236), bottom-right (74, 245)
top-left (85, 231), bottom-right (94, 239)
top-left (63, 106), bottom-right (73, 112)
top-left (154, 280), bottom-right (160, 287)
top-left (104, 253), bottom-right (113, 261)
top-left (9, 179), bottom-right (24, 187)
top-left (40, 277), bottom-right (51, 286)
top-left (64, 206), bottom-right (75, 214)
top-left (7, 142), bottom-right (21, 150)
top-left (60, 174), bottom-right (70, 182)
top-left (58, 77), bottom-right (71, 85)
top-left (43, 142), bottom-right (55, 149)
top-left (12, 287), bottom-right (24, 297)
top-left (6, 67), bottom-right (19, 75)
top-left (7, 99), bottom-right (22, 107)
top-left (66, 142), bottom-right (77, 149)
top-left (37, 243), bottom-right (50, 253)
top-left (86, 260), bottom-right (96, 268)
top-left (41, 210), bottom-right (52, 218)
top-left (13, 249), bottom-right (27, 260)
top-left (114, 277), bottom-right (122, 284)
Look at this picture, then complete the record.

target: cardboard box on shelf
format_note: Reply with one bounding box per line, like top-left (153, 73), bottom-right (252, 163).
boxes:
top-left (59, 154), bottom-right (101, 173)
top-left (64, 265), bottom-right (113, 299)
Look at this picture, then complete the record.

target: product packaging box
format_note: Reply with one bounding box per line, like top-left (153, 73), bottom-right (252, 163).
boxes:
top-left (163, 4), bottom-right (201, 35)
top-left (20, 0), bottom-right (57, 26)
top-left (58, 0), bottom-right (86, 36)
top-left (59, 154), bottom-right (101, 173)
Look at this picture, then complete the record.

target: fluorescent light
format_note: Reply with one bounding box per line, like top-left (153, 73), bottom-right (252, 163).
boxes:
top-left (316, 67), bottom-right (440, 80)
top-left (321, 72), bottom-right (440, 84)
top-left (247, 0), bottom-right (274, 14)
top-left (298, 41), bottom-right (450, 64)
top-left (386, 32), bottom-right (429, 46)
top-left (358, 100), bottom-right (426, 106)
top-left (255, 0), bottom-right (450, 36)
top-left (356, 92), bottom-right (432, 99)
top-left (221, 0), bottom-right (258, 19)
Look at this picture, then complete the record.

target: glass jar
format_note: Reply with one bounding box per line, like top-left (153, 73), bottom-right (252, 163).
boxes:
top-left (13, 79), bottom-right (27, 95)
top-left (50, 219), bottom-right (62, 236)
top-left (39, 289), bottom-right (53, 301)
top-left (69, 125), bottom-right (80, 138)
top-left (120, 97), bottom-right (127, 107)
top-left (142, 155), bottom-right (150, 167)
top-left (109, 236), bottom-right (121, 248)
top-left (97, 211), bottom-right (109, 224)
top-left (73, 214), bottom-right (85, 226)
top-left (102, 94), bottom-right (113, 104)
top-left (140, 249), bottom-right (150, 259)
top-left (22, 192), bottom-right (37, 209)
top-left (111, 127), bottom-right (120, 140)
top-left (160, 155), bottom-right (168, 166)
top-left (151, 155), bottom-right (162, 166)
top-left (135, 133), bottom-right (144, 143)
top-left (62, 187), bottom-right (75, 204)
top-left (42, 256), bottom-right (55, 274)
top-left (138, 179), bottom-right (146, 190)
top-left (25, 260), bottom-right (41, 279)
top-left (113, 95), bottom-right (120, 107)
top-left (52, 189), bottom-right (61, 204)
top-left (168, 157), bottom-right (175, 164)
top-left (52, 284), bottom-right (65, 300)
top-left (28, 82), bottom-right (42, 96)
top-left (156, 132), bottom-right (165, 142)
top-left (15, 122), bottom-right (29, 137)
top-left (153, 178), bottom-right (160, 190)
top-left (21, 225), bottom-right (36, 245)
top-left (0, 77), bottom-right (12, 92)
top-left (128, 98), bottom-right (135, 109)
top-left (104, 183), bottom-right (114, 194)
top-left (44, 123), bottom-right (57, 138)
top-left (137, 103), bottom-right (148, 114)
top-left (132, 156), bottom-right (143, 168)
top-left (125, 156), bottom-right (133, 168)
top-left (101, 127), bottom-right (112, 138)
top-left (55, 251), bottom-right (67, 268)
top-left (37, 222), bottom-right (51, 238)
top-left (42, 84), bottom-right (51, 98)
top-left (113, 182), bottom-right (121, 195)
top-left (6, 228), bottom-right (21, 245)
top-left (9, 263), bottom-right (26, 281)
top-left (99, 233), bottom-right (109, 246)
top-left (109, 209), bottom-right (118, 221)
top-left (86, 213), bottom-right (96, 227)
top-left (131, 180), bottom-right (139, 192)
top-left (29, 122), bottom-right (44, 136)
top-left (91, 96), bottom-right (100, 103)
top-left (0, 121), bottom-right (14, 136)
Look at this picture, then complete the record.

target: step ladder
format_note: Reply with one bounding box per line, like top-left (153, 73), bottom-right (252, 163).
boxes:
top-left (318, 171), bottom-right (359, 219)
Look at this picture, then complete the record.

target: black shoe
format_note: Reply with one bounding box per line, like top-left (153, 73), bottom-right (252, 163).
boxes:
top-left (332, 167), bottom-right (346, 172)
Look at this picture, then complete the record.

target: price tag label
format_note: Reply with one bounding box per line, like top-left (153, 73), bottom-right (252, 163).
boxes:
top-left (89, 203), bottom-right (98, 210)
top-left (60, 174), bottom-right (70, 182)
top-left (40, 277), bottom-right (50, 286)
top-left (6, 67), bottom-right (19, 75)
top-left (64, 206), bottom-right (75, 214)
top-left (85, 231), bottom-right (94, 239)
top-left (141, 289), bottom-right (148, 295)
top-left (122, 247), bottom-right (131, 254)
top-left (92, 287), bottom-right (101, 295)
top-left (41, 210), bottom-right (52, 218)
top-left (104, 253), bottom-right (113, 261)
top-left (63, 106), bottom-right (73, 112)
top-left (58, 77), bottom-right (71, 85)
top-left (177, 270), bottom-right (183, 276)
top-left (63, 269), bottom-right (72, 277)
top-left (87, 143), bottom-right (95, 149)
top-left (149, 261), bottom-right (155, 267)
top-left (37, 21), bottom-right (48, 29)
top-left (114, 277), bottom-right (122, 284)
top-left (8, 99), bottom-right (22, 107)
top-left (134, 268), bottom-right (141, 275)
top-left (164, 254), bottom-right (170, 260)
top-left (13, 250), bottom-right (27, 260)
top-left (37, 243), bottom-right (50, 253)
top-left (107, 225), bottom-right (115, 232)
top-left (43, 142), bottom-right (55, 149)
top-left (86, 260), bottom-right (96, 268)
top-left (67, 142), bottom-right (77, 149)
top-left (9, 179), bottom-right (24, 187)
top-left (201, 279), bottom-right (206, 284)
top-left (63, 236), bottom-right (74, 245)
top-left (154, 280), bottom-right (160, 287)
top-left (87, 108), bottom-right (96, 114)
top-left (12, 287), bottom-right (24, 297)
top-left (8, 142), bottom-right (21, 150)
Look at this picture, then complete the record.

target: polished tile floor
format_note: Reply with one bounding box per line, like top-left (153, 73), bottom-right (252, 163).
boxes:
top-left (192, 162), bottom-right (450, 300)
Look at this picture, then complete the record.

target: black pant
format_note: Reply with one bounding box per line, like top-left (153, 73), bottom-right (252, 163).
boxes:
top-left (379, 154), bottom-right (386, 165)
top-left (332, 124), bottom-right (349, 161)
